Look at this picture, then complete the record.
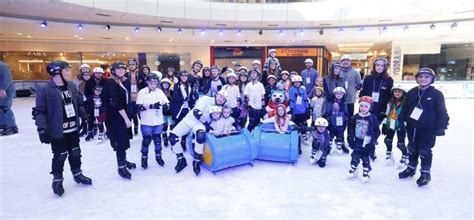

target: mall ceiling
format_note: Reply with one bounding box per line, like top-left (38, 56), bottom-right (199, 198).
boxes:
top-left (0, 0), bottom-right (473, 53)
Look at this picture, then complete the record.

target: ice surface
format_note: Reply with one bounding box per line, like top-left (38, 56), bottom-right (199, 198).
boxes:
top-left (1, 98), bottom-right (472, 219)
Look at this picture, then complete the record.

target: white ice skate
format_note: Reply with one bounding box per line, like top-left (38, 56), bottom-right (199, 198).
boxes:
top-left (336, 145), bottom-right (343, 155)
top-left (347, 167), bottom-right (357, 179)
top-left (397, 155), bottom-right (409, 169)
top-left (361, 174), bottom-right (371, 183)
top-left (384, 151), bottom-right (395, 166)
top-left (309, 150), bottom-right (323, 165)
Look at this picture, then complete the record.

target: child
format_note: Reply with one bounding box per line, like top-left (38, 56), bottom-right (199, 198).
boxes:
top-left (263, 49), bottom-right (281, 73)
top-left (90, 86), bottom-right (106, 143)
top-left (310, 86), bottom-right (326, 127)
top-left (136, 73), bottom-right (170, 169)
top-left (325, 87), bottom-right (349, 154)
top-left (221, 106), bottom-right (237, 134)
top-left (274, 104), bottom-right (290, 133)
top-left (288, 75), bottom-right (309, 154)
top-left (381, 85), bottom-right (408, 167)
top-left (308, 117), bottom-right (331, 167)
top-left (160, 78), bottom-right (174, 148)
top-left (220, 69), bottom-right (241, 127)
top-left (238, 69), bottom-right (249, 129)
top-left (244, 68), bottom-right (266, 132)
top-left (398, 68), bottom-right (449, 187)
top-left (265, 75), bottom-right (278, 105)
top-left (206, 65), bottom-right (226, 97)
top-left (32, 60), bottom-right (92, 196)
top-left (208, 106), bottom-right (225, 135)
top-left (276, 70), bottom-right (291, 93)
top-left (347, 96), bottom-right (380, 183)
top-left (164, 67), bottom-right (178, 90)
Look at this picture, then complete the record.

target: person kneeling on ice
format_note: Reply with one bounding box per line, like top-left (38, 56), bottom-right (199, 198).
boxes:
top-left (308, 117), bottom-right (331, 168)
top-left (397, 68), bottom-right (449, 187)
top-left (136, 73), bottom-right (170, 169)
top-left (347, 96), bottom-right (380, 183)
top-left (168, 90), bottom-right (229, 175)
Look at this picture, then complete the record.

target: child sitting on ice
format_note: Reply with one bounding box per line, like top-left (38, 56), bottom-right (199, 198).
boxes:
top-left (274, 104), bottom-right (290, 133)
top-left (308, 117), bottom-right (331, 168)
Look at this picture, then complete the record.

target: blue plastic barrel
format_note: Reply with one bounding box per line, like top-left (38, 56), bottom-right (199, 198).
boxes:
top-left (253, 122), bottom-right (299, 163)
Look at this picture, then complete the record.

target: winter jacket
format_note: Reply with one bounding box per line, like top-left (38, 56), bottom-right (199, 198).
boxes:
top-left (323, 75), bottom-right (344, 102)
top-left (289, 86), bottom-right (309, 114)
top-left (348, 113), bottom-right (380, 147)
top-left (171, 82), bottom-right (198, 121)
top-left (341, 68), bottom-right (362, 104)
top-left (359, 75), bottom-right (393, 119)
top-left (301, 68), bottom-right (319, 95)
top-left (325, 97), bottom-right (348, 130)
top-left (0, 61), bottom-right (15, 107)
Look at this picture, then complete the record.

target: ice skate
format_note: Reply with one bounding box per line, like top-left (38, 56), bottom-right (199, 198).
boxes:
top-left (73, 172), bottom-right (92, 185)
top-left (174, 153), bottom-right (187, 173)
top-left (384, 151), bottom-right (395, 166)
top-left (347, 166), bottom-right (357, 179)
top-left (155, 155), bottom-right (165, 167)
top-left (399, 167), bottom-right (416, 179)
top-left (361, 169), bottom-right (371, 183)
top-left (416, 172), bottom-right (431, 187)
top-left (118, 166), bottom-right (131, 179)
top-left (141, 156), bottom-right (148, 169)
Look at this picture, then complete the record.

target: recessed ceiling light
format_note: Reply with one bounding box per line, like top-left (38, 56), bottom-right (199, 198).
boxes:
top-left (40, 21), bottom-right (47, 28)
top-left (74, 35), bottom-right (78, 38)
top-left (16, 33), bottom-right (22, 36)
top-left (26, 35), bottom-right (32, 38)
top-left (77, 24), bottom-right (84, 30)
top-left (79, 37), bottom-right (83, 40)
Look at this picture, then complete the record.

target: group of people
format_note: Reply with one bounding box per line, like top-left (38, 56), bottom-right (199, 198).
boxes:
top-left (32, 51), bottom-right (449, 197)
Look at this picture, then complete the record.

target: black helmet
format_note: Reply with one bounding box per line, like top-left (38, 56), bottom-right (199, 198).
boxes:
top-left (46, 60), bottom-right (70, 76)
top-left (146, 73), bottom-right (160, 82)
top-left (248, 68), bottom-right (260, 76)
top-left (330, 61), bottom-right (343, 73)
top-left (141, 64), bottom-right (150, 72)
top-left (192, 60), bottom-right (203, 68)
top-left (94, 85), bottom-right (103, 92)
top-left (128, 58), bottom-right (139, 66)
top-left (110, 61), bottom-right (127, 76)
top-left (415, 67), bottom-right (436, 84)
top-left (178, 70), bottom-right (189, 77)
top-left (202, 67), bottom-right (210, 72)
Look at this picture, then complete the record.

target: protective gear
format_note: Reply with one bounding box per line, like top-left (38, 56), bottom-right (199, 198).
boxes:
top-left (80, 63), bottom-right (90, 69)
top-left (330, 61), bottom-right (343, 72)
top-left (209, 106), bottom-right (222, 114)
top-left (332, 87), bottom-right (346, 95)
top-left (161, 78), bottom-right (171, 86)
top-left (142, 135), bottom-right (153, 149)
top-left (175, 153), bottom-right (187, 173)
top-left (391, 84), bottom-right (407, 93)
top-left (304, 58), bottom-right (313, 64)
top-left (94, 86), bottom-right (103, 92)
top-left (128, 58), bottom-right (139, 65)
top-left (374, 57), bottom-right (389, 66)
top-left (226, 69), bottom-right (237, 78)
top-left (38, 129), bottom-right (51, 144)
top-left (146, 73), bottom-right (160, 82)
top-left (239, 66), bottom-right (248, 72)
top-left (359, 96), bottom-right (374, 105)
top-left (315, 117), bottom-right (329, 127)
top-left (92, 67), bottom-right (104, 73)
top-left (216, 90), bottom-right (229, 100)
top-left (141, 64), bottom-right (151, 72)
top-left (150, 71), bottom-right (162, 80)
top-left (267, 75), bottom-right (276, 81)
top-left (268, 49), bottom-right (277, 54)
top-left (52, 174), bottom-right (64, 196)
top-left (415, 68), bottom-right (436, 84)
top-left (168, 132), bottom-right (179, 146)
top-left (202, 67), bottom-right (210, 73)
top-left (291, 75), bottom-right (302, 82)
top-left (341, 54), bottom-right (352, 61)
top-left (47, 60), bottom-right (71, 76)
top-left (110, 62), bottom-right (127, 77)
top-left (178, 70), bottom-right (189, 77)
top-left (192, 60), bottom-right (203, 69)
top-left (195, 130), bottom-right (206, 144)
top-left (281, 70), bottom-right (289, 76)
top-left (252, 60), bottom-right (261, 65)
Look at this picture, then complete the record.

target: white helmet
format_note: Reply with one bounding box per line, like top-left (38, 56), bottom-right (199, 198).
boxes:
top-left (226, 68), bottom-right (237, 78)
top-left (80, 64), bottom-right (90, 69)
top-left (304, 58), bottom-right (313, 64)
top-left (281, 70), bottom-right (289, 76)
top-left (93, 67), bottom-right (104, 73)
top-left (333, 87), bottom-right (346, 95)
top-left (268, 49), bottom-right (277, 54)
top-left (151, 71), bottom-right (162, 80)
top-left (391, 84), bottom-right (407, 93)
top-left (160, 78), bottom-right (171, 85)
top-left (315, 117), bottom-right (329, 127)
top-left (252, 60), bottom-right (261, 65)
top-left (291, 75), bottom-right (302, 82)
top-left (216, 90), bottom-right (229, 100)
top-left (341, 54), bottom-right (352, 61)
top-left (267, 75), bottom-right (277, 81)
top-left (209, 106), bottom-right (222, 114)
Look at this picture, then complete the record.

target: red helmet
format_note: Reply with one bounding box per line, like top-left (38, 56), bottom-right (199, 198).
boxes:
top-left (359, 96), bottom-right (374, 105)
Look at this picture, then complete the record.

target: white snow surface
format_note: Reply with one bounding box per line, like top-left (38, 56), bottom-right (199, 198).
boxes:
top-left (1, 97), bottom-right (472, 219)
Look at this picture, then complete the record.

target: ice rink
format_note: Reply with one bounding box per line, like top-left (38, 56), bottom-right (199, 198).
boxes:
top-left (1, 97), bottom-right (472, 219)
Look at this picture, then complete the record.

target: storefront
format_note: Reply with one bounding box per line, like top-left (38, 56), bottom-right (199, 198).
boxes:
top-left (268, 46), bottom-right (332, 76)
top-left (210, 46), bottom-right (265, 70)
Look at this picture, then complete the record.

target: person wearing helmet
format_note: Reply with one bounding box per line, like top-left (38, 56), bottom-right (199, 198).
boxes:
top-left (309, 86), bottom-right (326, 127)
top-left (160, 78), bottom-right (174, 148)
top-left (127, 58), bottom-right (146, 136)
top-left (243, 68), bottom-right (266, 132)
top-left (83, 67), bottom-right (106, 140)
top-left (205, 65), bottom-right (226, 97)
top-left (200, 67), bottom-right (211, 93)
top-left (308, 117), bottom-right (331, 168)
top-left (207, 105), bottom-right (223, 134)
top-left (86, 85), bottom-right (106, 143)
top-left (323, 61), bottom-right (344, 102)
top-left (238, 68), bottom-right (250, 129)
top-left (164, 67), bottom-right (178, 90)
top-left (190, 60), bottom-right (204, 95)
top-left (289, 75), bottom-right (310, 154)
top-left (340, 54), bottom-right (362, 125)
top-left (75, 68), bottom-right (91, 137)
top-left (398, 68), bottom-right (449, 187)
top-left (251, 60), bottom-right (261, 72)
top-left (103, 61), bottom-right (136, 179)
top-left (170, 70), bottom-right (198, 153)
top-left (359, 57), bottom-right (394, 122)
top-left (262, 59), bottom-right (279, 87)
top-left (32, 60), bottom-right (92, 196)
top-left (276, 70), bottom-right (291, 93)
top-left (380, 85), bottom-right (408, 168)
top-left (0, 61), bottom-right (18, 136)
top-left (301, 58), bottom-right (319, 96)
top-left (264, 74), bottom-right (278, 105)
top-left (168, 89), bottom-right (228, 176)
top-left (234, 63), bottom-right (242, 72)
top-left (325, 87), bottom-right (350, 154)
top-left (263, 48), bottom-right (281, 73)
top-left (136, 72), bottom-right (170, 169)
top-left (140, 64), bottom-right (151, 76)
top-left (347, 96), bottom-right (380, 183)
top-left (220, 69), bottom-right (241, 127)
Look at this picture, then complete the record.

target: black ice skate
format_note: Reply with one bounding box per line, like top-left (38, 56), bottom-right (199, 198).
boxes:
top-left (361, 169), bottom-right (371, 183)
top-left (175, 153), bottom-right (187, 173)
top-left (125, 160), bottom-right (136, 169)
top-left (141, 156), bottom-right (148, 169)
top-left (162, 133), bottom-right (169, 147)
top-left (52, 174), bottom-right (64, 196)
top-left (85, 131), bottom-right (94, 141)
top-left (1, 126), bottom-right (18, 136)
top-left (155, 154), bottom-right (165, 167)
top-left (347, 166), bottom-right (357, 179)
top-left (416, 172), bottom-right (431, 187)
top-left (399, 167), bottom-right (416, 179)
top-left (118, 166), bottom-right (131, 179)
top-left (193, 153), bottom-right (202, 176)
top-left (317, 158), bottom-right (326, 168)
top-left (73, 171), bottom-right (92, 185)
top-left (384, 151), bottom-right (395, 166)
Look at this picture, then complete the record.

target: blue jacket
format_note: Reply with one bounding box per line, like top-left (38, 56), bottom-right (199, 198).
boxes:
top-left (289, 86), bottom-right (309, 114)
top-left (0, 61), bottom-right (15, 107)
top-left (325, 97), bottom-right (348, 129)
top-left (399, 86), bottom-right (449, 131)
top-left (359, 75), bottom-right (393, 117)
top-left (301, 68), bottom-right (319, 95)
top-left (348, 113), bottom-right (380, 147)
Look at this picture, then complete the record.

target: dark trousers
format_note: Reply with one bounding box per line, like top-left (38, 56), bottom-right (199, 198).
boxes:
top-left (329, 126), bottom-right (345, 144)
top-left (50, 132), bottom-right (82, 176)
top-left (406, 126), bottom-right (436, 172)
top-left (350, 139), bottom-right (375, 171)
top-left (231, 107), bottom-right (240, 128)
top-left (247, 107), bottom-right (262, 132)
top-left (384, 128), bottom-right (407, 155)
top-left (128, 101), bottom-right (139, 130)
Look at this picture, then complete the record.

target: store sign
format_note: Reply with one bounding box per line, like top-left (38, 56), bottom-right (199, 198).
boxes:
top-left (27, 51), bottom-right (47, 57)
top-left (275, 48), bottom-right (317, 57)
top-left (392, 47), bottom-right (402, 76)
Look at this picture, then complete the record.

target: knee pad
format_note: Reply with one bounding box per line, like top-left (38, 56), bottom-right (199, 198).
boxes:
top-left (152, 134), bottom-right (161, 144)
top-left (195, 130), bottom-right (206, 144)
top-left (142, 135), bottom-right (153, 147)
top-left (70, 147), bottom-right (81, 157)
top-left (54, 152), bottom-right (68, 162)
top-left (169, 132), bottom-right (180, 146)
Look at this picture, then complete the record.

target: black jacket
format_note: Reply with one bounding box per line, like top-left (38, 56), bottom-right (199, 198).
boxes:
top-left (359, 75), bottom-right (393, 118)
top-left (33, 80), bottom-right (86, 139)
top-left (170, 82), bottom-right (198, 121)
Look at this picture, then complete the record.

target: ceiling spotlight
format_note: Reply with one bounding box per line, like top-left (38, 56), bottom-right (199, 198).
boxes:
top-left (40, 20), bottom-right (48, 28)
top-left (219, 29), bottom-right (224, 35)
top-left (279, 30), bottom-right (284, 36)
top-left (200, 29), bottom-right (206, 35)
top-left (319, 29), bottom-right (324, 35)
top-left (451, 22), bottom-right (458, 30)
top-left (430, 23), bottom-right (435, 30)
top-left (178, 28), bottom-right (182, 34)
top-left (403, 25), bottom-right (409, 31)
top-left (359, 26), bottom-right (365, 31)
top-left (258, 29), bottom-right (263, 36)
top-left (338, 27), bottom-right (344, 32)
top-left (237, 30), bottom-right (242, 35)
top-left (134, 26), bottom-right (140, 32)
top-left (299, 29), bottom-right (304, 35)
top-left (105, 24), bottom-right (111, 30)
top-left (77, 24), bottom-right (84, 30)
top-left (382, 26), bottom-right (387, 32)
top-left (157, 27), bottom-right (162, 32)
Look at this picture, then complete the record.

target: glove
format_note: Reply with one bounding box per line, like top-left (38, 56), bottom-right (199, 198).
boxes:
top-left (435, 129), bottom-right (445, 136)
top-left (149, 102), bottom-right (161, 109)
top-left (38, 129), bottom-right (51, 144)
top-left (382, 126), bottom-right (388, 136)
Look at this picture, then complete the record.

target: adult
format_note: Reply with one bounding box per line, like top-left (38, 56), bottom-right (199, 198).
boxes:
top-left (127, 58), bottom-right (146, 135)
top-left (323, 62), bottom-right (345, 102)
top-left (244, 69), bottom-right (266, 132)
top-left (103, 61), bottom-right (136, 179)
top-left (84, 67), bottom-right (105, 140)
top-left (164, 67), bottom-right (179, 90)
top-left (189, 60), bottom-right (204, 95)
top-left (301, 58), bottom-right (319, 95)
top-left (0, 61), bottom-right (18, 135)
top-left (168, 90), bottom-right (229, 175)
top-left (340, 54), bottom-right (362, 120)
top-left (251, 60), bottom-right (261, 73)
top-left (261, 59), bottom-right (279, 86)
top-left (76, 69), bottom-right (91, 137)
top-left (200, 67), bottom-right (211, 93)
top-left (140, 64), bottom-right (151, 77)
top-left (359, 57), bottom-right (394, 121)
